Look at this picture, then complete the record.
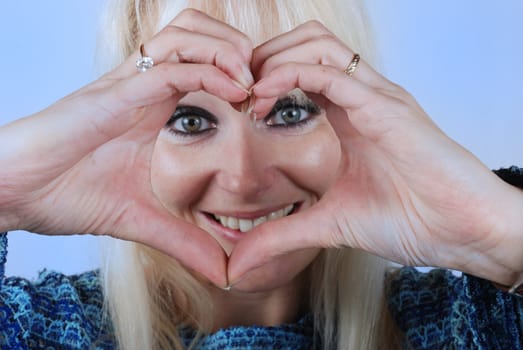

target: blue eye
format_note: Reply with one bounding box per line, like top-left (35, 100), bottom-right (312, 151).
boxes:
top-left (166, 106), bottom-right (217, 135)
top-left (265, 96), bottom-right (320, 127)
top-left (266, 106), bottom-right (310, 126)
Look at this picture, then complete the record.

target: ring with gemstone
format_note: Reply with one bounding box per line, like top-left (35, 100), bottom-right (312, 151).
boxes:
top-left (136, 44), bottom-right (154, 73)
top-left (344, 53), bottom-right (360, 77)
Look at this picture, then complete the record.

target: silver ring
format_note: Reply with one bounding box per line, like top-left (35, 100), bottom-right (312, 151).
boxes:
top-left (136, 44), bottom-right (154, 73)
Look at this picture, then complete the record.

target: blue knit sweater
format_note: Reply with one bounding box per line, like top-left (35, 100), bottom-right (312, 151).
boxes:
top-left (1, 167), bottom-right (522, 349)
top-left (1, 237), bottom-right (523, 349)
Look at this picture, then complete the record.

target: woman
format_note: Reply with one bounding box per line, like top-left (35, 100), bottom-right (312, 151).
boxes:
top-left (0, 0), bottom-right (522, 349)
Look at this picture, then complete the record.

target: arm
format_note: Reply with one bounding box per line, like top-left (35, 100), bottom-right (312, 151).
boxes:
top-left (487, 166), bottom-right (523, 294)
top-left (228, 21), bottom-right (523, 293)
top-left (0, 9), bottom-right (258, 288)
top-left (388, 267), bottom-right (523, 349)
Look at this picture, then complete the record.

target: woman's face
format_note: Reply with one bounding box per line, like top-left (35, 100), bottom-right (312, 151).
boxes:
top-left (151, 89), bottom-right (341, 291)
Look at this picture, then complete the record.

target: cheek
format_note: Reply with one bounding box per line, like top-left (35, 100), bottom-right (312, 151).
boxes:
top-left (274, 124), bottom-right (341, 195)
top-left (150, 135), bottom-right (211, 212)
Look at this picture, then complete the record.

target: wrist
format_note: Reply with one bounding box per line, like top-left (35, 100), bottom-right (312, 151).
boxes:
top-left (0, 209), bottom-right (21, 232)
top-left (0, 191), bottom-right (23, 232)
top-left (492, 275), bottom-right (523, 297)
top-left (452, 167), bottom-right (523, 289)
top-left (508, 274), bottom-right (523, 295)
top-left (485, 167), bottom-right (523, 289)
top-left (501, 185), bottom-right (523, 292)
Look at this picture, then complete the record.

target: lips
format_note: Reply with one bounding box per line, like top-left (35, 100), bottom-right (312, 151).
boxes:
top-left (211, 203), bottom-right (295, 233)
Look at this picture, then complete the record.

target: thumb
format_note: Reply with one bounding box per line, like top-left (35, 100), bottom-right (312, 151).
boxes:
top-left (115, 205), bottom-right (229, 288)
top-left (228, 200), bottom-right (342, 284)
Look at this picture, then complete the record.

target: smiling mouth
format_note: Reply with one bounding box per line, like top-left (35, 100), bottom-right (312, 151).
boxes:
top-left (206, 203), bottom-right (298, 233)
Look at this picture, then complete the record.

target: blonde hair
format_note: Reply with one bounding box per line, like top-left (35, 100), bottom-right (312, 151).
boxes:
top-left (98, 1), bottom-right (399, 349)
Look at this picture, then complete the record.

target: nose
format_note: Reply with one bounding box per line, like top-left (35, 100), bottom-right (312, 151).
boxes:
top-left (215, 130), bottom-right (275, 199)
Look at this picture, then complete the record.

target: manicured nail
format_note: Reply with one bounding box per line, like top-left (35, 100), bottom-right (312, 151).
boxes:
top-left (246, 95), bottom-right (256, 117)
top-left (241, 65), bottom-right (255, 87)
top-left (232, 80), bottom-right (251, 95)
top-left (226, 273), bottom-right (250, 290)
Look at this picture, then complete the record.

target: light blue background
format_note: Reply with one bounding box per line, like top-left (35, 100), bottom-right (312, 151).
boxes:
top-left (1, 1), bottom-right (522, 278)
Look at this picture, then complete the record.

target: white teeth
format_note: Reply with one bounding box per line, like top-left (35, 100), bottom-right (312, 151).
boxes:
top-left (253, 216), bottom-right (267, 226)
top-left (227, 217), bottom-right (239, 230)
top-left (239, 219), bottom-right (253, 233)
top-left (283, 204), bottom-right (293, 216)
top-left (268, 209), bottom-right (283, 221)
top-left (213, 204), bottom-right (294, 233)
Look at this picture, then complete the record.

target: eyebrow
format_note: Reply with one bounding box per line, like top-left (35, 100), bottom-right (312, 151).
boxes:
top-left (285, 88), bottom-right (310, 104)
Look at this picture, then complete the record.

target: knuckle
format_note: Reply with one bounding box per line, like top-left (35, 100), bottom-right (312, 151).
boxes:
top-left (387, 81), bottom-right (407, 94)
top-left (215, 43), bottom-right (244, 66)
top-left (300, 20), bottom-right (329, 35)
top-left (218, 40), bottom-right (237, 54)
top-left (236, 31), bottom-right (252, 48)
top-left (237, 37), bottom-right (254, 59)
top-left (316, 34), bottom-right (342, 52)
top-left (317, 33), bottom-right (336, 44)
top-left (155, 62), bottom-right (175, 76)
top-left (159, 24), bottom-right (182, 37)
top-left (280, 61), bottom-right (300, 73)
top-left (173, 8), bottom-right (204, 29)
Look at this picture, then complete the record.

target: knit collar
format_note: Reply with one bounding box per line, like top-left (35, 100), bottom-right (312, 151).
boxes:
top-left (180, 313), bottom-right (314, 349)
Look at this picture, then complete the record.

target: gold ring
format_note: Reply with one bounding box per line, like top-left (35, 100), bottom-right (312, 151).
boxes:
top-left (344, 53), bottom-right (360, 77)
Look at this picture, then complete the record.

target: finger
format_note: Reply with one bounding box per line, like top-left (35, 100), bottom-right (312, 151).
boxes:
top-left (251, 62), bottom-right (381, 127)
top-left (251, 63), bottom-right (411, 143)
top-left (256, 36), bottom-right (389, 89)
top-left (95, 62), bottom-right (249, 139)
top-left (111, 28), bottom-right (253, 88)
top-left (2, 63), bottom-right (248, 176)
top-left (251, 21), bottom-right (326, 72)
top-left (119, 205), bottom-right (228, 287)
top-left (228, 200), bottom-right (340, 283)
top-left (171, 8), bottom-right (253, 63)
top-left (110, 8), bottom-right (254, 87)
top-left (252, 20), bottom-right (387, 88)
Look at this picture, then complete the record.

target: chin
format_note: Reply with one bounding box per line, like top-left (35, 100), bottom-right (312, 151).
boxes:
top-left (229, 248), bottom-right (321, 293)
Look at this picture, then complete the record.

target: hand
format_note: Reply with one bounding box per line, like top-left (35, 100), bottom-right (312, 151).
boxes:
top-left (228, 21), bottom-right (521, 285)
top-left (0, 9), bottom-right (253, 287)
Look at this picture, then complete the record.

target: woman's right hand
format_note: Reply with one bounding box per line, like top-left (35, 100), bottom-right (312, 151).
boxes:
top-left (0, 9), bottom-right (252, 287)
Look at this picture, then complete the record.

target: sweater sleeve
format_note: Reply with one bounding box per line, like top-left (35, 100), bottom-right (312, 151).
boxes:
top-left (387, 166), bottom-right (523, 349)
top-left (387, 268), bottom-right (523, 350)
top-left (0, 232), bottom-right (114, 349)
top-left (0, 232), bottom-right (6, 279)
top-left (493, 165), bottom-right (523, 188)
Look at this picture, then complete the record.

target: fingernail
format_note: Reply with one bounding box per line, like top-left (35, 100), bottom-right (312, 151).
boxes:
top-left (221, 272), bottom-right (250, 291)
top-left (246, 95), bottom-right (256, 117)
top-left (232, 80), bottom-right (251, 95)
top-left (227, 273), bottom-right (250, 290)
top-left (239, 65), bottom-right (254, 88)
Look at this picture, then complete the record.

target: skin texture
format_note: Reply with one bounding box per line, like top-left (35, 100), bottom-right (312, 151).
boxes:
top-left (0, 8), bottom-right (522, 327)
top-left (0, 9), bottom-right (256, 287)
top-left (229, 20), bottom-right (523, 287)
top-left (150, 89), bottom-right (340, 325)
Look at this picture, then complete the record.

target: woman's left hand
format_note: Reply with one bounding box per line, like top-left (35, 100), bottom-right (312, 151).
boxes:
top-left (228, 21), bottom-right (523, 286)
